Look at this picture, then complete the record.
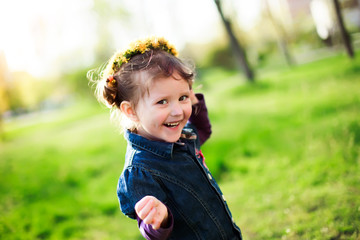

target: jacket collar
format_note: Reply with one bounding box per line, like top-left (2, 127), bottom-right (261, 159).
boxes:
top-left (124, 127), bottom-right (197, 159)
top-left (125, 130), bottom-right (174, 158)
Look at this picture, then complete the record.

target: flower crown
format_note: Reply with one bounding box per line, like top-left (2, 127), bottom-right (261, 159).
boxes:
top-left (104, 36), bottom-right (178, 77)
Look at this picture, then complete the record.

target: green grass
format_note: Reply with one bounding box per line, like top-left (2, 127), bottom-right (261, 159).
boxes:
top-left (200, 53), bottom-right (360, 239)
top-left (1, 52), bottom-right (360, 239)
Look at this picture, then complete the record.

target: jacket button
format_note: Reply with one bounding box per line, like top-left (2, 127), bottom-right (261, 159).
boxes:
top-left (207, 173), bottom-right (212, 180)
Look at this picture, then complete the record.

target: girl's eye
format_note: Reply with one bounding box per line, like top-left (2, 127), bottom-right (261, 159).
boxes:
top-left (179, 95), bottom-right (189, 101)
top-left (157, 99), bottom-right (168, 105)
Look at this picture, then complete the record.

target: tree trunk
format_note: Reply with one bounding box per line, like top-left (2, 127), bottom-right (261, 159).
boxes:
top-left (214, 0), bottom-right (255, 82)
top-left (333, 0), bottom-right (355, 58)
top-left (263, 0), bottom-right (295, 66)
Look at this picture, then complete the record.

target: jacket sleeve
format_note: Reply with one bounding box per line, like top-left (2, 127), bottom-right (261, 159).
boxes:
top-left (117, 166), bottom-right (168, 219)
top-left (189, 93), bottom-right (212, 145)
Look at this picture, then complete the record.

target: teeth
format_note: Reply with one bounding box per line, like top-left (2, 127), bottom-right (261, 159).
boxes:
top-left (165, 122), bottom-right (180, 127)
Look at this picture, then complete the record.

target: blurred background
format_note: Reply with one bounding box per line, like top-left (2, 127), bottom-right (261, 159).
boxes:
top-left (1, 0), bottom-right (359, 239)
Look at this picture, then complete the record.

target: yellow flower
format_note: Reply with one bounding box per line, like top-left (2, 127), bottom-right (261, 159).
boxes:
top-left (151, 36), bottom-right (159, 48)
top-left (158, 37), bottom-right (167, 46)
top-left (108, 36), bottom-right (178, 72)
top-left (120, 55), bottom-right (128, 63)
top-left (171, 48), bottom-right (178, 57)
top-left (138, 42), bottom-right (147, 53)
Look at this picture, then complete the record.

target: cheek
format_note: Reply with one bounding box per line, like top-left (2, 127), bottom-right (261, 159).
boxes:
top-left (184, 104), bottom-right (192, 119)
top-left (151, 109), bottom-right (168, 123)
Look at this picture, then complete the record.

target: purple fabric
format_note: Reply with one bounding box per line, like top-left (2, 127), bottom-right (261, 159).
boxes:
top-left (136, 208), bottom-right (174, 240)
top-left (136, 93), bottom-right (211, 239)
top-left (189, 93), bottom-right (212, 145)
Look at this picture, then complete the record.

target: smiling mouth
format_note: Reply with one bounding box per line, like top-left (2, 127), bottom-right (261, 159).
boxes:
top-left (164, 121), bottom-right (181, 128)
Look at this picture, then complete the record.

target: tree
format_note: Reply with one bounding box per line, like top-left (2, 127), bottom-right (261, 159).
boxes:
top-left (213, 0), bottom-right (255, 82)
top-left (262, 0), bottom-right (295, 66)
top-left (333, 0), bottom-right (355, 58)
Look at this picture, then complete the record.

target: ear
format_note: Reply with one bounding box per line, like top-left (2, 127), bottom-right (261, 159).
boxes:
top-left (120, 101), bottom-right (139, 122)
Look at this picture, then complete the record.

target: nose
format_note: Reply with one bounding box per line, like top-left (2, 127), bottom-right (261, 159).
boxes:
top-left (170, 102), bottom-right (182, 116)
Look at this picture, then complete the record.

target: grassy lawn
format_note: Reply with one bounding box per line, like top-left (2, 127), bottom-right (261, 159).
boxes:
top-left (1, 52), bottom-right (359, 239)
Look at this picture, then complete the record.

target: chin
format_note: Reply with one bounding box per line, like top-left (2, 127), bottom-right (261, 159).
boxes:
top-left (164, 136), bottom-right (180, 143)
top-left (164, 133), bottom-right (182, 143)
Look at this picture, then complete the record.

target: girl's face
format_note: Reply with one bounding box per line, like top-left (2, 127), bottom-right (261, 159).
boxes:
top-left (134, 74), bottom-right (192, 143)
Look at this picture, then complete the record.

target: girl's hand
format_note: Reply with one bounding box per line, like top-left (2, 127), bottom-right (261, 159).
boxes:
top-left (135, 196), bottom-right (169, 230)
top-left (189, 89), bottom-right (199, 105)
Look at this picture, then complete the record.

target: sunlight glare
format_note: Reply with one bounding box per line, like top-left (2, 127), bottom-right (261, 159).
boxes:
top-left (0, 0), bottom-right (261, 77)
top-left (0, 0), bottom-right (96, 77)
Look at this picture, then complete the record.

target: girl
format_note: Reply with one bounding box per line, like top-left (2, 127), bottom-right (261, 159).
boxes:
top-left (90, 36), bottom-right (242, 240)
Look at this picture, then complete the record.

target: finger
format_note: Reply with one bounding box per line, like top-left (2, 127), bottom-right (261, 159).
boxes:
top-left (195, 84), bottom-right (203, 90)
top-left (137, 199), bottom-right (155, 220)
top-left (152, 223), bottom-right (161, 230)
top-left (143, 207), bottom-right (156, 226)
top-left (151, 212), bottom-right (163, 230)
top-left (135, 196), bottom-right (152, 215)
top-left (189, 91), bottom-right (199, 104)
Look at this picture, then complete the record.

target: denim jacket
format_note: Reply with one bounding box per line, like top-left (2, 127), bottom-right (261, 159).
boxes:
top-left (117, 125), bottom-right (242, 240)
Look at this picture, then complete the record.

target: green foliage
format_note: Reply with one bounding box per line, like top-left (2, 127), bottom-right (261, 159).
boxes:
top-left (1, 52), bottom-right (359, 239)
top-left (64, 68), bottom-right (94, 97)
top-left (5, 72), bottom-right (58, 112)
top-left (202, 44), bottom-right (237, 70)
